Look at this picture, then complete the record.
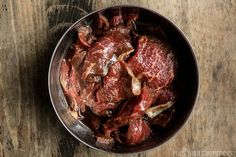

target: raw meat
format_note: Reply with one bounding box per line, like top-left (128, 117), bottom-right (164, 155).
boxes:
top-left (96, 61), bottom-right (140, 103)
top-left (128, 36), bottom-right (176, 90)
top-left (82, 31), bottom-right (134, 82)
top-left (103, 86), bottom-right (153, 132)
top-left (59, 13), bottom-right (178, 145)
top-left (126, 119), bottom-right (151, 145)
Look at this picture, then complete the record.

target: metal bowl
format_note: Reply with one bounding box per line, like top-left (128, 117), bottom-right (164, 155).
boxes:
top-left (48, 5), bottom-right (199, 153)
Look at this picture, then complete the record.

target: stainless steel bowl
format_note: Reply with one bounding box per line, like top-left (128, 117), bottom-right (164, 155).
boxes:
top-left (48, 5), bottom-right (199, 153)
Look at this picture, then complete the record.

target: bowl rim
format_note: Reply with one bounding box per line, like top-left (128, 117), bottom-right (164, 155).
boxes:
top-left (48, 5), bottom-right (199, 154)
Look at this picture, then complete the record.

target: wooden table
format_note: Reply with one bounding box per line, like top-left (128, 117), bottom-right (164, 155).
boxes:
top-left (0, 0), bottom-right (235, 157)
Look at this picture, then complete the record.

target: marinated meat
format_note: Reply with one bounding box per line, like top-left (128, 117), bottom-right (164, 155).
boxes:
top-left (130, 85), bottom-right (153, 118)
top-left (71, 50), bottom-right (86, 70)
top-left (60, 13), bottom-right (178, 145)
top-left (60, 59), bottom-right (71, 93)
top-left (97, 14), bottom-right (110, 30)
top-left (77, 26), bottom-right (96, 48)
top-left (126, 119), bottom-right (151, 145)
top-left (82, 31), bottom-right (134, 82)
top-left (96, 61), bottom-right (140, 103)
top-left (60, 59), bottom-right (81, 111)
top-left (76, 82), bottom-right (99, 112)
top-left (146, 86), bottom-right (176, 119)
top-left (60, 47), bottom-right (99, 112)
top-left (103, 86), bottom-right (153, 132)
top-left (154, 85), bottom-right (177, 104)
top-left (128, 36), bottom-right (176, 90)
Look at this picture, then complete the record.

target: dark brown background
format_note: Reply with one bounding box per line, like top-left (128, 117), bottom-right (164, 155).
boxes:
top-left (0, 0), bottom-right (235, 157)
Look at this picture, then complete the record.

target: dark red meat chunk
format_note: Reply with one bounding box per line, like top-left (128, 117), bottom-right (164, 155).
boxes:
top-left (154, 85), bottom-right (177, 104)
top-left (103, 99), bottom-right (135, 133)
top-left (145, 85), bottom-right (177, 120)
top-left (82, 31), bottom-right (133, 82)
top-left (131, 85), bottom-right (153, 118)
top-left (126, 119), bottom-right (151, 145)
top-left (60, 56), bottom-right (97, 112)
top-left (71, 50), bottom-right (86, 70)
top-left (77, 26), bottom-right (96, 48)
top-left (128, 36), bottom-right (176, 90)
top-left (60, 59), bottom-right (71, 92)
top-left (60, 49), bottom-right (100, 113)
top-left (76, 82), bottom-right (100, 111)
top-left (97, 14), bottom-right (110, 30)
top-left (96, 61), bottom-right (133, 103)
top-left (60, 59), bottom-right (81, 111)
top-left (103, 86), bottom-right (153, 132)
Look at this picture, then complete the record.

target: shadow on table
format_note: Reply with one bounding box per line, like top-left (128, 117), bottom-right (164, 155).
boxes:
top-left (24, 1), bottom-right (93, 157)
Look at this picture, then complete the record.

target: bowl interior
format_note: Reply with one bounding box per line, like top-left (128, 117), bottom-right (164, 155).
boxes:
top-left (48, 6), bottom-right (199, 153)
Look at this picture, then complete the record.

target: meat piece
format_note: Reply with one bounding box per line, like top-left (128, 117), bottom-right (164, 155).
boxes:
top-left (146, 85), bottom-right (176, 118)
top-left (123, 14), bottom-right (139, 25)
top-left (76, 82), bottom-right (100, 111)
top-left (96, 61), bottom-right (140, 103)
top-left (109, 14), bottom-right (123, 27)
top-left (100, 86), bottom-right (153, 144)
top-left (97, 14), bottom-right (110, 30)
top-left (91, 102), bottom-right (117, 117)
top-left (60, 59), bottom-right (81, 111)
top-left (60, 49), bottom-right (98, 113)
top-left (93, 12), bottom-right (136, 37)
top-left (103, 99), bottom-right (135, 133)
top-left (82, 32), bottom-right (133, 82)
top-left (96, 61), bottom-right (130, 103)
top-left (60, 59), bottom-right (71, 92)
top-left (103, 86), bottom-right (153, 132)
top-left (77, 26), bottom-right (96, 48)
top-left (126, 119), bottom-right (151, 145)
top-left (60, 60), bottom-right (79, 97)
top-left (130, 85), bottom-right (153, 118)
top-left (128, 36), bottom-right (176, 90)
top-left (71, 50), bottom-right (86, 70)
top-left (154, 85), bottom-right (177, 104)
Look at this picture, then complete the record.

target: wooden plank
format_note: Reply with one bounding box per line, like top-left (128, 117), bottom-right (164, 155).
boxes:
top-left (0, 0), bottom-right (235, 157)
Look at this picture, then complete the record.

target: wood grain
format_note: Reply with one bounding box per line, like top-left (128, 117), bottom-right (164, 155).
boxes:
top-left (0, 0), bottom-right (235, 157)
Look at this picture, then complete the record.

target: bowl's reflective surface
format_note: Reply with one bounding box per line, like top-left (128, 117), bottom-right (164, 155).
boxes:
top-left (48, 6), bottom-right (199, 153)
